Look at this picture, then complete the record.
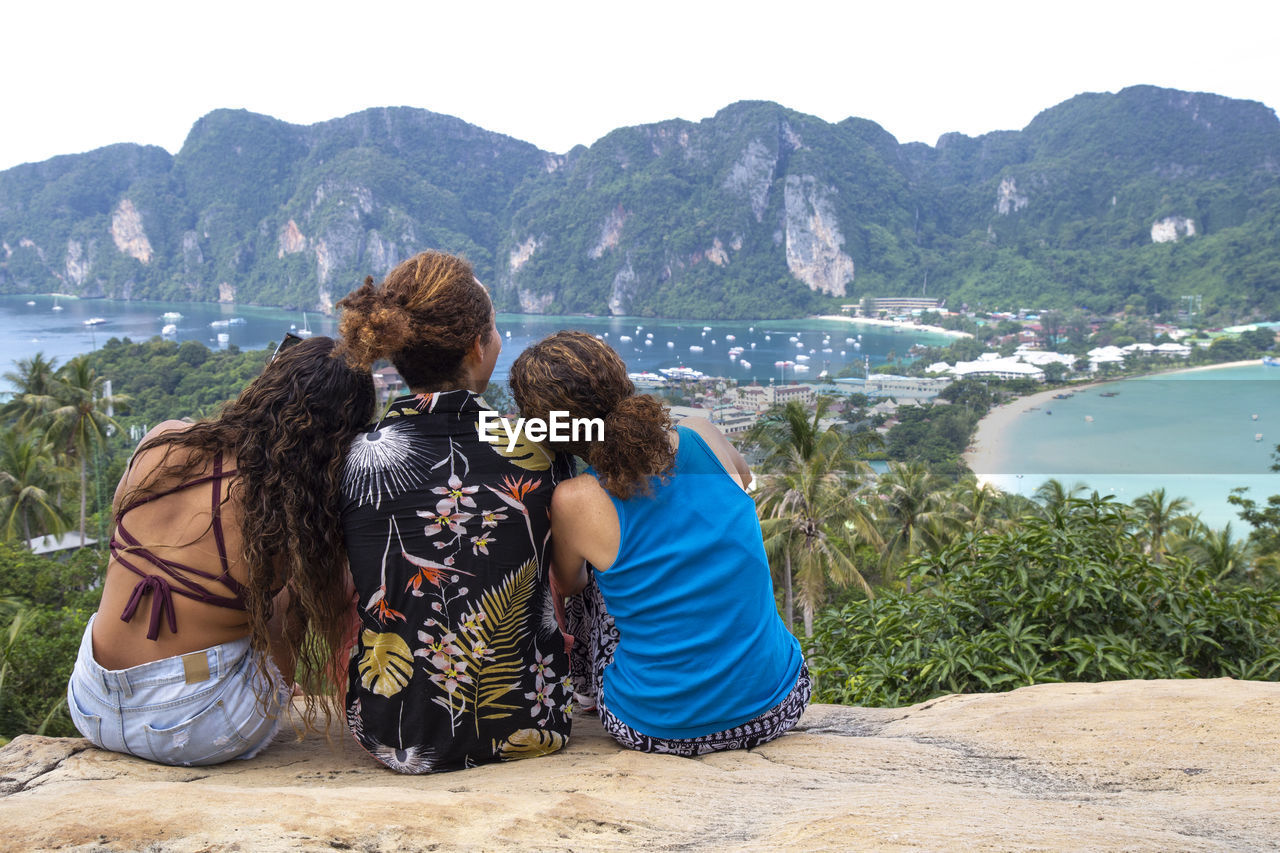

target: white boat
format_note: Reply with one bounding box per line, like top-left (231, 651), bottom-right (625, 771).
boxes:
top-left (25, 300), bottom-right (35, 306)
top-left (297, 312), bottom-right (313, 337)
top-left (739, 360), bottom-right (751, 369)
top-left (83, 317), bottom-right (106, 326)
top-left (228, 317), bottom-right (247, 326)
top-left (659, 367), bottom-right (707, 380)
top-left (619, 335), bottom-right (633, 343)
top-left (725, 335), bottom-right (736, 342)
top-left (161, 324), bottom-right (177, 336)
top-left (645, 339), bottom-right (653, 346)
top-left (689, 345), bottom-right (704, 353)
top-left (210, 319), bottom-right (230, 328)
top-left (702, 326), bottom-right (712, 331)
top-left (792, 364), bottom-right (810, 373)
top-left (1264, 356), bottom-right (1280, 367)
top-left (162, 311), bottom-right (183, 320)
top-left (795, 354), bottom-right (810, 362)
top-left (52, 295), bottom-right (63, 311)
top-left (216, 332), bottom-right (230, 344)
top-left (628, 371), bottom-right (668, 387)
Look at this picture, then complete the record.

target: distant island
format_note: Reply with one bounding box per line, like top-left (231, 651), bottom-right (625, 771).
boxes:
top-left (1, 86), bottom-right (1278, 322)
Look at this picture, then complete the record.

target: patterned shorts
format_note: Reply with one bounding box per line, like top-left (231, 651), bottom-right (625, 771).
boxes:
top-left (564, 573), bottom-right (811, 756)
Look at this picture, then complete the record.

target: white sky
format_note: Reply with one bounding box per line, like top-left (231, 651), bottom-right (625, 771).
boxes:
top-left (3, 0), bottom-right (1277, 172)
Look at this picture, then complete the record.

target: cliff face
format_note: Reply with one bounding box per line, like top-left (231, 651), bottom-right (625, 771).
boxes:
top-left (1, 679), bottom-right (1276, 852)
top-left (2, 86), bottom-right (1279, 317)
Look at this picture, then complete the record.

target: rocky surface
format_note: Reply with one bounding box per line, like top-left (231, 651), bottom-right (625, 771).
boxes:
top-left (1, 678), bottom-right (1276, 852)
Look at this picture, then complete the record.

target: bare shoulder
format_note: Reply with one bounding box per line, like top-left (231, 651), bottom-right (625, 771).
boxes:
top-left (552, 472), bottom-right (610, 513)
top-left (674, 416), bottom-right (751, 488)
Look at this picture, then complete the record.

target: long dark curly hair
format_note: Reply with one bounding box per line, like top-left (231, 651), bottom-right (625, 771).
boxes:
top-left (510, 331), bottom-right (674, 500)
top-left (119, 336), bottom-right (374, 731)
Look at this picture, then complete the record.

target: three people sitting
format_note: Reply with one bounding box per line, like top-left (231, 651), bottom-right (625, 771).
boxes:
top-left (69, 250), bottom-right (807, 770)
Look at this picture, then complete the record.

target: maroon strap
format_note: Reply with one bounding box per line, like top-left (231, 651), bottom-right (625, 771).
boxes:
top-left (112, 452), bottom-right (248, 640)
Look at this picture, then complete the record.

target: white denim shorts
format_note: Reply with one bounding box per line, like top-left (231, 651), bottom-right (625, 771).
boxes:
top-left (66, 614), bottom-right (291, 766)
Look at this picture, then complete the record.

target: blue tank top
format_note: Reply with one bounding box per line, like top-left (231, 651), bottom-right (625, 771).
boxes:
top-left (588, 426), bottom-right (803, 739)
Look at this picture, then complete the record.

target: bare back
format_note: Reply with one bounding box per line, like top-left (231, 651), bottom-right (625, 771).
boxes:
top-left (92, 421), bottom-right (256, 669)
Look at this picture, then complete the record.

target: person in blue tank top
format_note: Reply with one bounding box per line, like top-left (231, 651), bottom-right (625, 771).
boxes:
top-left (509, 331), bottom-right (810, 755)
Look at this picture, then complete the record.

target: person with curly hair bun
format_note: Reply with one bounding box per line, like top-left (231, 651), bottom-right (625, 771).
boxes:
top-left (509, 330), bottom-right (810, 756)
top-left (336, 250), bottom-right (575, 774)
top-left (67, 336), bottom-right (376, 766)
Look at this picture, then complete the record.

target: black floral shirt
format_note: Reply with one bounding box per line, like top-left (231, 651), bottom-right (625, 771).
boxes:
top-left (340, 390), bottom-right (575, 773)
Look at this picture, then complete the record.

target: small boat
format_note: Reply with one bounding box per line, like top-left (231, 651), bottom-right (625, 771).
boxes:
top-left (1264, 356), bottom-right (1280, 367)
top-left (739, 360), bottom-right (751, 369)
top-left (619, 335), bottom-right (633, 343)
top-left (689, 345), bottom-right (704, 353)
top-left (1100, 391), bottom-right (1119, 398)
top-left (725, 335), bottom-right (736, 342)
top-left (1252, 414), bottom-right (1259, 421)
top-left (666, 341), bottom-right (675, 348)
top-left (228, 317), bottom-right (247, 326)
top-left (1085, 415), bottom-right (1094, 422)
top-left (161, 324), bottom-right (177, 336)
top-left (52, 295), bottom-right (63, 311)
top-left (25, 300), bottom-right (35, 306)
top-left (216, 332), bottom-right (230, 344)
top-left (162, 311), bottom-right (183, 320)
top-left (1256, 433), bottom-right (1264, 442)
top-left (210, 319), bottom-right (230, 328)
top-left (297, 312), bottom-right (313, 338)
top-left (83, 317), bottom-right (106, 326)
top-left (645, 339), bottom-right (653, 346)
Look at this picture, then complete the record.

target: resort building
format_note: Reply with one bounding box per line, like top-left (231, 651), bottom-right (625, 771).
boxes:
top-left (735, 383), bottom-right (816, 409)
top-left (931, 353), bottom-right (1046, 381)
top-left (842, 297), bottom-right (942, 317)
top-left (834, 374), bottom-right (952, 399)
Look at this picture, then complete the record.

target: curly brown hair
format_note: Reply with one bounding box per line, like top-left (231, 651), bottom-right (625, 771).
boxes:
top-left (335, 251), bottom-right (492, 390)
top-left (121, 336), bottom-right (374, 731)
top-left (509, 331), bottom-right (673, 500)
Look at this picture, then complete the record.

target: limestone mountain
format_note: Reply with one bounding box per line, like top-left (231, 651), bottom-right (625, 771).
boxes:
top-left (1, 86), bottom-right (1277, 318)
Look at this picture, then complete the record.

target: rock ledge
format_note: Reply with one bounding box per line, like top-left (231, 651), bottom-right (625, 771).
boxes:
top-left (1, 678), bottom-right (1276, 851)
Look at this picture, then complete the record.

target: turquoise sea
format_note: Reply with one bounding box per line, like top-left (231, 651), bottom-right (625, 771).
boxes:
top-left (0, 294), bottom-right (951, 390)
top-left (977, 364), bottom-right (1280, 528)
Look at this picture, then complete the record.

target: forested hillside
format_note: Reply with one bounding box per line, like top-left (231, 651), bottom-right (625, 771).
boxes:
top-left (1, 86), bottom-right (1277, 319)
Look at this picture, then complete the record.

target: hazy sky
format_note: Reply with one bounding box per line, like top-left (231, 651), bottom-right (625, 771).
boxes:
top-left (3, 0), bottom-right (1276, 172)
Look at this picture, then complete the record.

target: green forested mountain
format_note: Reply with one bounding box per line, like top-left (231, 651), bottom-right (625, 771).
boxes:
top-left (2, 86), bottom-right (1278, 319)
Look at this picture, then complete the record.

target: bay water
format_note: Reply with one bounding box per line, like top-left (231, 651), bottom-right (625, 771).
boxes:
top-left (978, 364), bottom-right (1280, 528)
top-left (0, 294), bottom-right (945, 389)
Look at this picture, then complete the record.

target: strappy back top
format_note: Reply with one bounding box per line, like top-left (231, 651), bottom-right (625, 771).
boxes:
top-left (110, 452), bottom-right (247, 640)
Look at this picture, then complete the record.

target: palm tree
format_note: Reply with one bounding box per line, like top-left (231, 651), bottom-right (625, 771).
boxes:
top-left (746, 398), bottom-right (832, 471)
top-left (756, 431), bottom-right (880, 636)
top-left (1132, 488), bottom-right (1193, 561)
top-left (874, 460), bottom-right (959, 589)
top-left (1033, 478), bottom-right (1090, 517)
top-left (951, 477), bottom-right (1004, 534)
top-left (2, 353), bottom-right (60, 427)
top-left (1178, 521), bottom-right (1252, 583)
top-left (44, 356), bottom-right (127, 546)
top-left (0, 427), bottom-right (69, 544)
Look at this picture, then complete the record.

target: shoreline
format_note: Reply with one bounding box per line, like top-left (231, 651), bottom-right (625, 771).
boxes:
top-left (964, 359), bottom-right (1265, 477)
top-left (813, 314), bottom-right (973, 339)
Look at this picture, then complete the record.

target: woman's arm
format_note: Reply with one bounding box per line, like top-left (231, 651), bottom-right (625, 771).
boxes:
top-left (549, 474), bottom-right (620, 595)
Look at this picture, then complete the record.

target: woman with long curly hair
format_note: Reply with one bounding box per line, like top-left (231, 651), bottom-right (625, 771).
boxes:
top-left (336, 250), bottom-right (574, 774)
top-left (509, 330), bottom-right (810, 756)
top-left (66, 336), bottom-right (375, 766)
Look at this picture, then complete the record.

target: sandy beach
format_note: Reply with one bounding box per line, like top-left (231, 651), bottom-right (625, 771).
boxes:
top-left (814, 314), bottom-right (973, 339)
top-left (964, 359), bottom-right (1263, 476)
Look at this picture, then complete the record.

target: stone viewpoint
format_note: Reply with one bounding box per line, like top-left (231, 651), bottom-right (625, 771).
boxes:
top-left (1, 678), bottom-right (1276, 851)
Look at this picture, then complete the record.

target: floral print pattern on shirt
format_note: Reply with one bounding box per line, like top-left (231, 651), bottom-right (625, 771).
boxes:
top-left (341, 390), bottom-right (575, 773)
